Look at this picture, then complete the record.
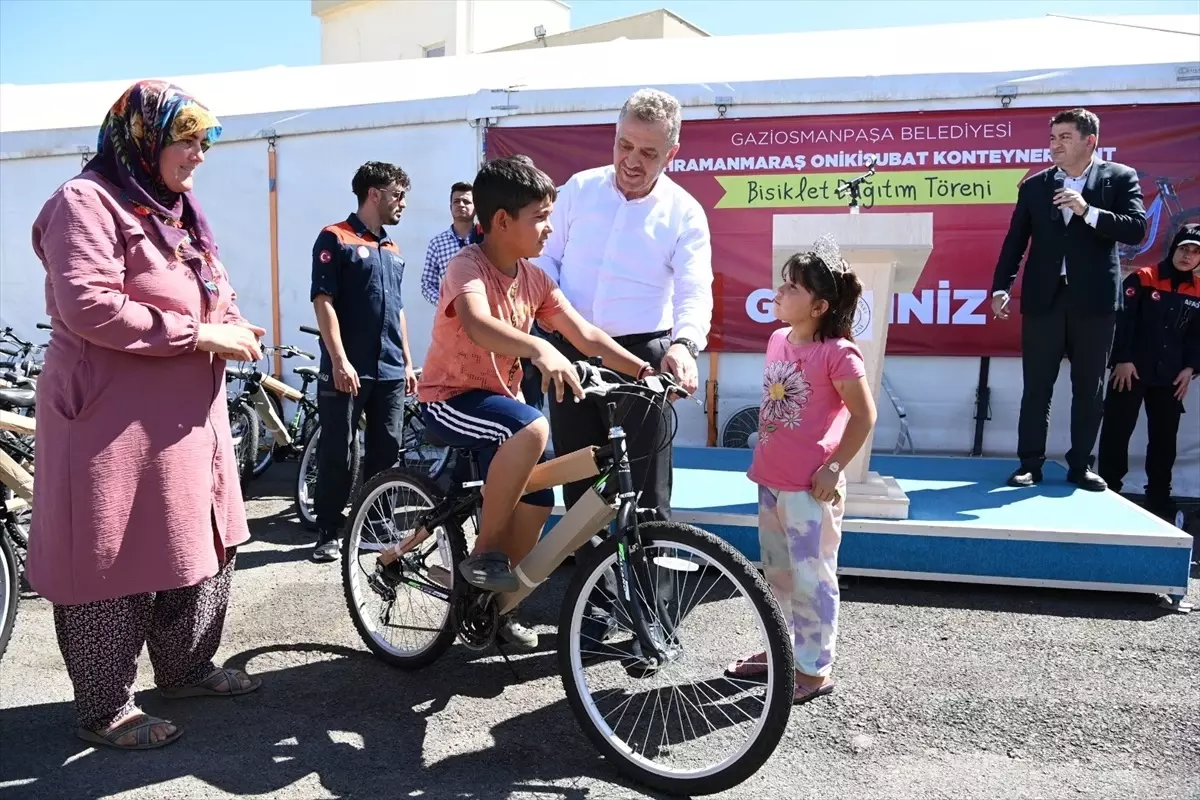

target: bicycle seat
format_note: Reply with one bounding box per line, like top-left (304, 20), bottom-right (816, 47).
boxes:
top-left (0, 386), bottom-right (36, 409)
top-left (293, 366), bottom-right (319, 380)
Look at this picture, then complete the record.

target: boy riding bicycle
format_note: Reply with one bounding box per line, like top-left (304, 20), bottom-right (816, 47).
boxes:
top-left (416, 155), bottom-right (652, 648)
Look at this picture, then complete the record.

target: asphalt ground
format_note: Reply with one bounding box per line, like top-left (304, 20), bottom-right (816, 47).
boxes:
top-left (2, 464), bottom-right (1198, 800)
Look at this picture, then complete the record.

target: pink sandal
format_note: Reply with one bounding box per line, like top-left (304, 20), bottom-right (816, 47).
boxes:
top-left (724, 653), bottom-right (769, 678)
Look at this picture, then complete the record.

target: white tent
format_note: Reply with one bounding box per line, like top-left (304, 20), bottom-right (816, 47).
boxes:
top-left (2, 13), bottom-right (1198, 495)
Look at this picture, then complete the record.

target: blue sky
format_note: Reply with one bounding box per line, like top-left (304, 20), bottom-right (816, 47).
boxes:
top-left (0, 0), bottom-right (1195, 86)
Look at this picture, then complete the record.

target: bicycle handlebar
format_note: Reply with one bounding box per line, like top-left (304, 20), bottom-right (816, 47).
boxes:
top-left (299, 325), bottom-right (320, 337)
top-left (36, 322), bottom-right (52, 331)
top-left (572, 359), bottom-right (690, 402)
top-left (1, 328), bottom-right (32, 349)
top-left (264, 344), bottom-right (316, 360)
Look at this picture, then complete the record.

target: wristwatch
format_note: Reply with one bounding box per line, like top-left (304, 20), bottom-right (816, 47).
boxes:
top-left (825, 460), bottom-right (842, 474)
top-left (671, 337), bottom-right (700, 359)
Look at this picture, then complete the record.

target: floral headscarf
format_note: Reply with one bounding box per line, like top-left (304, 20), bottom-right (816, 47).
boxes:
top-left (84, 80), bottom-right (224, 305)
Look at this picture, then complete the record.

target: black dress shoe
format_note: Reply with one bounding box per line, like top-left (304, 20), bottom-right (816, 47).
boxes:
top-left (1007, 467), bottom-right (1043, 487)
top-left (1066, 469), bottom-right (1107, 492)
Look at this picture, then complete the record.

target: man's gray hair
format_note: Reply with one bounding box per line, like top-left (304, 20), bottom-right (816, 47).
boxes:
top-left (618, 88), bottom-right (682, 147)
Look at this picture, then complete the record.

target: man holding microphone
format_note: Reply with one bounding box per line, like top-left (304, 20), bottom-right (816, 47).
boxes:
top-left (991, 108), bottom-right (1146, 491)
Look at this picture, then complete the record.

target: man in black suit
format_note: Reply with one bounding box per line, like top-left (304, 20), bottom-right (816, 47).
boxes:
top-left (991, 108), bottom-right (1146, 491)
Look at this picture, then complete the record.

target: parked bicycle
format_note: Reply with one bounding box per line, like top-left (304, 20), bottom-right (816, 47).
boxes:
top-left (293, 325), bottom-right (448, 530)
top-left (0, 388), bottom-right (35, 662)
top-left (340, 361), bottom-right (793, 797)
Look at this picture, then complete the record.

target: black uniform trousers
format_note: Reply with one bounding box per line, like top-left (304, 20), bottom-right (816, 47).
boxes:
top-left (315, 378), bottom-right (406, 532)
top-left (1018, 279), bottom-right (1116, 473)
top-left (1097, 380), bottom-right (1185, 501)
top-left (547, 330), bottom-right (677, 626)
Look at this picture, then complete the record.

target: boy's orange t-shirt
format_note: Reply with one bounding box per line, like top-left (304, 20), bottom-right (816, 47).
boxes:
top-left (417, 244), bottom-right (566, 404)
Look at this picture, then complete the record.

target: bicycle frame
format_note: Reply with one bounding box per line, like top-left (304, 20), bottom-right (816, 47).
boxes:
top-left (499, 406), bottom-right (673, 663)
top-left (383, 375), bottom-right (678, 663)
top-left (0, 411), bottom-right (34, 506)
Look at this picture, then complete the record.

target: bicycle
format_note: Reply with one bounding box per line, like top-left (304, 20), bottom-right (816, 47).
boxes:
top-left (226, 342), bottom-right (321, 482)
top-left (1118, 174), bottom-right (1200, 274)
top-left (340, 361), bottom-right (794, 796)
top-left (293, 325), bottom-right (448, 530)
top-left (223, 370), bottom-right (260, 490)
top-left (0, 389), bottom-right (35, 663)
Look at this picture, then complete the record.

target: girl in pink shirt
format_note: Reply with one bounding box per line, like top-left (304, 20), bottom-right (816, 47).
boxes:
top-left (727, 238), bottom-right (877, 704)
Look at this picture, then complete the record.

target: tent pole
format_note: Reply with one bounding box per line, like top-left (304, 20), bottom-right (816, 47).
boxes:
top-left (706, 351), bottom-right (719, 446)
top-left (267, 136), bottom-right (282, 378)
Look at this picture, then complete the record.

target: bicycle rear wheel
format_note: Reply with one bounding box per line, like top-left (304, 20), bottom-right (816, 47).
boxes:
top-left (295, 424), bottom-right (362, 530)
top-left (0, 532), bottom-right (19, 663)
top-left (229, 400), bottom-right (258, 491)
top-left (558, 521), bottom-right (794, 796)
top-left (341, 468), bottom-right (463, 669)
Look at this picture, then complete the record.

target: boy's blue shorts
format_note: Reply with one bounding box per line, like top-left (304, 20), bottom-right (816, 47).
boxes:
top-left (421, 389), bottom-right (555, 508)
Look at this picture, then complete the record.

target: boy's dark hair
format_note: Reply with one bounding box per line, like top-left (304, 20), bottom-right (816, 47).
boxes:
top-left (472, 155), bottom-right (557, 233)
top-left (451, 181), bottom-right (473, 196)
top-left (351, 161), bottom-right (411, 205)
top-left (781, 252), bottom-right (865, 342)
top-left (1050, 107), bottom-right (1100, 141)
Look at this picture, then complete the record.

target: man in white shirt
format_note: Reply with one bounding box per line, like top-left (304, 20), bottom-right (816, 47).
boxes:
top-left (535, 87), bottom-right (713, 524)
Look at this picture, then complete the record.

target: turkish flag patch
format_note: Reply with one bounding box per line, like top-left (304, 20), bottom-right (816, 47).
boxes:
top-left (319, 250), bottom-right (332, 263)
top-left (1126, 287), bottom-right (1136, 296)
top-left (1151, 291), bottom-right (1161, 301)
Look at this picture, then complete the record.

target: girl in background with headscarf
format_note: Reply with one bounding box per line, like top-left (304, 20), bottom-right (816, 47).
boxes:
top-left (29, 80), bottom-right (265, 750)
top-left (1098, 224), bottom-right (1200, 525)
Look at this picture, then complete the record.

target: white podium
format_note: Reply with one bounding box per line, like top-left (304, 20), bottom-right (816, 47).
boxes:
top-left (772, 212), bottom-right (933, 519)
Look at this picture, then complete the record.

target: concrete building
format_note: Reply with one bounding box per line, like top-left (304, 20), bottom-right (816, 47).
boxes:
top-left (311, 0), bottom-right (571, 63)
top-left (311, 1), bottom-right (707, 64)
top-left (490, 9), bottom-right (709, 52)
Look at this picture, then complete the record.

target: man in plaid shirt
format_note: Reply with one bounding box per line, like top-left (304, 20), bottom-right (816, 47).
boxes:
top-left (420, 181), bottom-right (480, 304)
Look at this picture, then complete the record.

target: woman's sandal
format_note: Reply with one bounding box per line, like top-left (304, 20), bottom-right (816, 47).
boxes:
top-left (724, 654), bottom-right (770, 678)
top-left (159, 667), bottom-right (262, 699)
top-left (794, 680), bottom-right (835, 705)
top-left (76, 713), bottom-right (183, 751)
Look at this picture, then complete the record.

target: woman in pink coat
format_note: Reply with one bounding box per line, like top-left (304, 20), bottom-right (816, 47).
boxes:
top-left (29, 80), bottom-right (265, 750)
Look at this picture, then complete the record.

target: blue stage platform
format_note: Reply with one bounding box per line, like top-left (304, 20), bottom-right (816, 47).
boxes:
top-left (549, 447), bottom-right (1194, 606)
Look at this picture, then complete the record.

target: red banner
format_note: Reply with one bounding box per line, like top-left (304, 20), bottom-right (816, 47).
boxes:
top-left (487, 103), bottom-right (1200, 356)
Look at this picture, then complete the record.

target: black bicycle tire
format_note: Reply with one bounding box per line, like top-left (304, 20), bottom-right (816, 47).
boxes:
top-left (230, 400), bottom-right (259, 492)
top-left (0, 532), bottom-right (19, 663)
top-left (294, 424), bottom-right (363, 531)
top-left (340, 467), bottom-right (463, 669)
top-left (557, 521), bottom-right (795, 797)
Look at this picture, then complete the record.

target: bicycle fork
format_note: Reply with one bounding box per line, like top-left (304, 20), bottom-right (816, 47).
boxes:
top-left (606, 404), bottom-right (675, 669)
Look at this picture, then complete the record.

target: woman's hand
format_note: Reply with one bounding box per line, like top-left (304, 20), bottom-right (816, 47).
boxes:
top-left (811, 464), bottom-right (842, 505)
top-left (1111, 362), bottom-right (1138, 392)
top-left (197, 322), bottom-right (262, 362)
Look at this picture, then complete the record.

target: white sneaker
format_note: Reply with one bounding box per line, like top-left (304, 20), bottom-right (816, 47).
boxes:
top-left (499, 614), bottom-right (538, 650)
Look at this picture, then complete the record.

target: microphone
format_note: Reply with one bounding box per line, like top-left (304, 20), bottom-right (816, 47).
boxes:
top-left (1052, 169), bottom-right (1065, 221)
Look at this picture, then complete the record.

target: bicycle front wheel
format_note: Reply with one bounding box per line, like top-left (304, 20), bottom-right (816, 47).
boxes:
top-left (558, 521), bottom-right (794, 797)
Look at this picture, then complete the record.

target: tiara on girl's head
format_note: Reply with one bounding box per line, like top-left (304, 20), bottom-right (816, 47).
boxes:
top-left (812, 233), bottom-right (848, 274)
